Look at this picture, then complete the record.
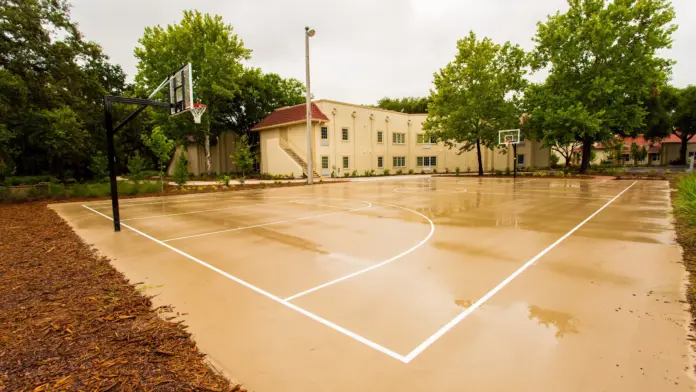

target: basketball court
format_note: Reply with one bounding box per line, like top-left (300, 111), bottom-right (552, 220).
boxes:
top-left (51, 176), bottom-right (693, 391)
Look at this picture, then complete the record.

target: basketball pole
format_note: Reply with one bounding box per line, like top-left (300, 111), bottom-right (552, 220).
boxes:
top-left (103, 95), bottom-right (169, 232)
top-left (513, 143), bottom-right (517, 179)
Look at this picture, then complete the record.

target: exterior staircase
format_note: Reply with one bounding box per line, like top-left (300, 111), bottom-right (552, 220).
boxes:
top-left (281, 146), bottom-right (319, 178)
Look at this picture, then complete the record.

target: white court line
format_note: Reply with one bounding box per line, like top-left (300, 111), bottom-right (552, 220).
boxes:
top-left (284, 203), bottom-right (435, 301)
top-left (121, 200), bottom-right (296, 221)
top-left (291, 200), bottom-right (355, 210)
top-left (161, 201), bottom-right (372, 242)
top-left (89, 194), bottom-right (234, 209)
top-left (468, 190), bottom-right (613, 201)
top-left (402, 180), bottom-right (637, 363)
top-left (81, 205), bottom-right (408, 363)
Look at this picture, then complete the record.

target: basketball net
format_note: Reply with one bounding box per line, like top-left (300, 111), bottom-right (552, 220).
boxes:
top-left (190, 103), bottom-right (207, 124)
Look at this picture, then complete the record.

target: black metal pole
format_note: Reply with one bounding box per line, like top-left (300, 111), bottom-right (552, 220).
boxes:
top-left (513, 143), bottom-right (517, 179)
top-left (104, 96), bottom-right (120, 232)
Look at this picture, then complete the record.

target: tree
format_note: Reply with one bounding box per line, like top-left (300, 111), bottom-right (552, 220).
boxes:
top-left (141, 127), bottom-right (174, 190)
top-left (673, 86), bottom-right (696, 164)
top-left (629, 142), bottom-right (648, 166)
top-left (527, 0), bottom-right (676, 173)
top-left (89, 151), bottom-right (109, 182)
top-left (424, 31), bottom-right (527, 176)
top-left (376, 97), bottom-right (429, 113)
top-left (0, 0), bottom-right (126, 178)
top-left (231, 134), bottom-right (255, 184)
top-left (172, 149), bottom-right (190, 187)
top-left (550, 141), bottom-right (581, 167)
top-left (134, 11), bottom-right (252, 175)
top-left (126, 152), bottom-right (148, 183)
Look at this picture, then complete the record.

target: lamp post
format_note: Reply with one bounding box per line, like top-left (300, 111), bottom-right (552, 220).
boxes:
top-left (305, 26), bottom-right (315, 184)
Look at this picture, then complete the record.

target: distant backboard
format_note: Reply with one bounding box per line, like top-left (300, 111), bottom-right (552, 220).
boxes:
top-left (499, 129), bottom-right (521, 146)
top-left (169, 63), bottom-right (193, 116)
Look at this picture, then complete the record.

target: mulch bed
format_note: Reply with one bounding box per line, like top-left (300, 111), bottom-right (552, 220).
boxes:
top-left (0, 203), bottom-right (242, 391)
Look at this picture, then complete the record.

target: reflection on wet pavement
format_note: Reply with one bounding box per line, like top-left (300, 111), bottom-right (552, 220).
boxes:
top-left (528, 305), bottom-right (579, 338)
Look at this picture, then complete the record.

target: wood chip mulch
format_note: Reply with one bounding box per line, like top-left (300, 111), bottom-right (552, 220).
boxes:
top-left (0, 203), bottom-right (241, 391)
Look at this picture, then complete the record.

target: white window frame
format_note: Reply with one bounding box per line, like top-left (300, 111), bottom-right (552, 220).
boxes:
top-left (393, 156), bottom-right (406, 168)
top-left (377, 131), bottom-right (383, 143)
top-left (342, 127), bottom-right (349, 141)
top-left (417, 156), bottom-right (437, 167)
top-left (321, 156), bottom-right (329, 169)
top-left (417, 134), bottom-right (435, 144)
top-left (321, 127), bottom-right (328, 140)
top-left (342, 156), bottom-right (349, 169)
top-left (650, 152), bottom-right (660, 162)
top-left (392, 133), bottom-right (405, 145)
top-left (517, 154), bottom-right (525, 165)
top-left (377, 156), bottom-right (384, 168)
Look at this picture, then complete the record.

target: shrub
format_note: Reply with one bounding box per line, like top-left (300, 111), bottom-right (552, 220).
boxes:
top-left (331, 171), bottom-right (336, 178)
top-left (89, 151), bottom-right (109, 182)
top-left (363, 170), bottom-right (371, 177)
top-left (550, 154), bottom-right (560, 168)
top-left (432, 168), bottom-right (438, 174)
top-left (259, 181), bottom-right (266, 188)
top-left (665, 169), bottom-right (672, 174)
top-left (383, 169), bottom-right (390, 176)
top-left (505, 167), bottom-right (511, 176)
top-left (444, 168), bottom-right (449, 174)
top-left (408, 169), bottom-right (414, 175)
top-left (217, 174), bottom-right (232, 187)
top-left (455, 167), bottom-right (461, 176)
top-left (0, 187), bottom-right (10, 202)
top-left (675, 173), bottom-right (696, 225)
top-left (172, 153), bottom-right (189, 187)
top-left (466, 166), bottom-right (471, 173)
top-left (343, 172), bottom-right (350, 178)
top-left (49, 183), bottom-right (67, 198)
top-left (4, 175), bottom-right (55, 186)
top-left (397, 169), bottom-right (403, 175)
top-left (495, 170), bottom-right (503, 176)
top-left (127, 152), bottom-right (148, 183)
top-left (351, 170), bottom-right (358, 178)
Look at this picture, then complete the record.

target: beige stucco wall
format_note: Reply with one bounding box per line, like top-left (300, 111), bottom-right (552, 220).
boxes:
top-left (255, 100), bottom-right (550, 176)
top-left (168, 132), bottom-right (239, 176)
top-left (260, 128), bottom-right (303, 177)
top-left (662, 143), bottom-right (696, 165)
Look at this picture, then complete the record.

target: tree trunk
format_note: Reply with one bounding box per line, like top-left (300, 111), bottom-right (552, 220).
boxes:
top-left (204, 133), bottom-right (212, 176)
top-left (476, 139), bottom-right (484, 176)
top-left (579, 135), bottom-right (592, 174)
top-left (679, 137), bottom-right (688, 165)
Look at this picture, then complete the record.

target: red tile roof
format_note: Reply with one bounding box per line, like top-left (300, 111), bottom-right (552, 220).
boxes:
top-left (592, 132), bottom-right (689, 150)
top-left (252, 103), bottom-right (329, 130)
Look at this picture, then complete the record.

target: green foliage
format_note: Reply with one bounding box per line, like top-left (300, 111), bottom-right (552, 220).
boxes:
top-left (135, 10), bottom-right (252, 175)
top-left (0, 181), bottom-right (164, 203)
top-left (396, 169), bottom-right (403, 175)
top-left (126, 152), bottom-right (148, 182)
top-left (425, 31), bottom-right (527, 176)
top-left (525, 0), bottom-right (676, 173)
top-left (505, 167), bottom-right (511, 176)
top-left (376, 97), bottom-right (429, 113)
top-left (495, 170), bottom-right (503, 176)
top-left (217, 174), bottom-right (232, 187)
top-left (142, 127), bottom-right (174, 189)
top-left (3, 175), bottom-right (55, 186)
top-left (675, 173), bottom-right (696, 225)
top-left (89, 152), bottom-right (109, 182)
top-left (383, 169), bottom-right (390, 176)
top-left (550, 154), bottom-right (560, 168)
top-left (408, 169), bottom-right (415, 175)
top-left (231, 134), bottom-right (256, 184)
top-left (172, 152), bottom-right (189, 186)
top-left (673, 86), bottom-right (696, 164)
top-left (665, 169), bottom-right (672, 174)
top-left (351, 170), bottom-right (358, 178)
top-left (455, 167), bottom-right (461, 176)
top-left (0, 0), bottom-right (126, 179)
top-left (343, 172), bottom-right (350, 178)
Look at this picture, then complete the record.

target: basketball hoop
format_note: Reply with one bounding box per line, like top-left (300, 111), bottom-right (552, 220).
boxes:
top-left (190, 103), bottom-right (207, 124)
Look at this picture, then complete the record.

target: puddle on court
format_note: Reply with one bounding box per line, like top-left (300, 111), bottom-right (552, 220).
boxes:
top-left (528, 305), bottom-right (579, 338)
top-left (455, 299), bottom-right (473, 308)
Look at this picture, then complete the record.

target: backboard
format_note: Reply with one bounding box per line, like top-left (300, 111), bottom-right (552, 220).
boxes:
top-left (499, 129), bottom-right (521, 146)
top-left (169, 63), bottom-right (194, 116)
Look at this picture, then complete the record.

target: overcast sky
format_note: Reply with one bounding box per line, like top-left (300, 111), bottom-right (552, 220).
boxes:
top-left (69, 0), bottom-right (695, 105)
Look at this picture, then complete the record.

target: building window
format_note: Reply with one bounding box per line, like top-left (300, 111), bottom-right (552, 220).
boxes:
top-left (377, 156), bottom-right (383, 168)
top-left (517, 154), bottom-right (525, 165)
top-left (393, 156), bottom-right (406, 167)
top-left (377, 131), bottom-right (383, 143)
top-left (321, 127), bottom-right (328, 140)
top-left (417, 156), bottom-right (437, 167)
top-left (321, 156), bottom-right (329, 169)
top-left (623, 154), bottom-right (630, 162)
top-left (392, 133), bottom-right (405, 144)
top-left (417, 134), bottom-right (436, 144)
top-left (650, 152), bottom-right (660, 162)
top-left (342, 127), bottom-right (349, 141)
top-left (343, 156), bottom-right (349, 169)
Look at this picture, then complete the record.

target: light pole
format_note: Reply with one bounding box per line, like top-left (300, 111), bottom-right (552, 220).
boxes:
top-left (305, 26), bottom-right (315, 184)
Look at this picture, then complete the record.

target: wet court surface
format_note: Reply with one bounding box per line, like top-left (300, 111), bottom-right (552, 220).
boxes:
top-left (51, 177), bottom-right (694, 391)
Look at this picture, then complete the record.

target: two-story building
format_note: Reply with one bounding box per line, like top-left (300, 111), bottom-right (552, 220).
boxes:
top-left (252, 99), bottom-right (550, 177)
